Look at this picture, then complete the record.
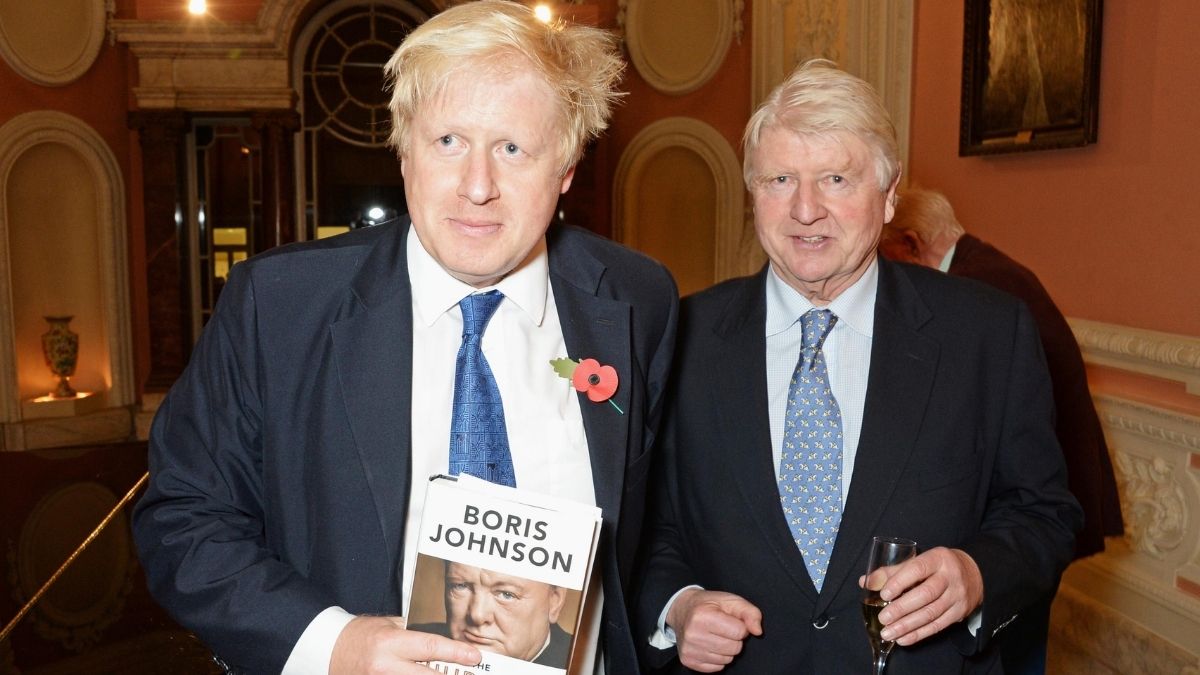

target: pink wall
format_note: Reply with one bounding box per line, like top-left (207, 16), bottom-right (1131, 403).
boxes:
top-left (908, 0), bottom-right (1200, 338)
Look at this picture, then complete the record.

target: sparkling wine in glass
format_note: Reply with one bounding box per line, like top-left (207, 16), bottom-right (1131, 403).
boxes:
top-left (861, 536), bottom-right (917, 675)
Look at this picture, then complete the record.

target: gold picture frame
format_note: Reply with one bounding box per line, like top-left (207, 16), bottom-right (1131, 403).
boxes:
top-left (959, 0), bottom-right (1103, 155)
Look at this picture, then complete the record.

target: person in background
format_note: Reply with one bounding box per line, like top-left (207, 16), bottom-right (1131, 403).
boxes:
top-left (633, 59), bottom-right (1081, 674)
top-left (132, 2), bottom-right (678, 673)
top-left (880, 187), bottom-right (1123, 675)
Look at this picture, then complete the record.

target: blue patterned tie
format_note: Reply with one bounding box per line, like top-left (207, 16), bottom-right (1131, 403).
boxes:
top-left (777, 309), bottom-right (843, 590)
top-left (449, 290), bottom-right (515, 487)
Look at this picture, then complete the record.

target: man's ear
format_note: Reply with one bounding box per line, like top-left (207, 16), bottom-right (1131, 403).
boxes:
top-left (546, 586), bottom-right (567, 624)
top-left (559, 165), bottom-right (576, 194)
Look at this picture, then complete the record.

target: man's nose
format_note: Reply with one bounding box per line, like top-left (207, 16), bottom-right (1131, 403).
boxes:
top-left (466, 592), bottom-right (495, 625)
top-left (790, 182), bottom-right (827, 225)
top-left (458, 150), bottom-right (500, 204)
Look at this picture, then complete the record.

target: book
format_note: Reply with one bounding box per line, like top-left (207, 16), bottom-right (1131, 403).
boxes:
top-left (407, 474), bottom-right (603, 675)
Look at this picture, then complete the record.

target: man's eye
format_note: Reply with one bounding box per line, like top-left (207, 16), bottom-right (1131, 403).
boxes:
top-left (439, 135), bottom-right (454, 146)
top-left (774, 176), bottom-right (789, 183)
top-left (503, 142), bottom-right (520, 155)
top-left (497, 591), bottom-right (518, 601)
top-left (829, 175), bottom-right (844, 183)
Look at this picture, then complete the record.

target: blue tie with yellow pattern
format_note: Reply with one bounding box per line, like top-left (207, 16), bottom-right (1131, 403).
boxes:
top-left (777, 308), bottom-right (843, 590)
top-left (449, 290), bottom-right (515, 487)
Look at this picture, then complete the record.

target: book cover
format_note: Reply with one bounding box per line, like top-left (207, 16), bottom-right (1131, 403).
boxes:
top-left (407, 474), bottom-right (602, 675)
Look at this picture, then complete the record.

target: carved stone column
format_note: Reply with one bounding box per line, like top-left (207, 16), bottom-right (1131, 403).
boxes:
top-left (128, 111), bottom-right (189, 391)
top-left (251, 111), bottom-right (301, 252)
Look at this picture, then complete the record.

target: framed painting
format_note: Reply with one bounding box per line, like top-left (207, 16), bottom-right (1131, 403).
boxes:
top-left (959, 0), bottom-right (1103, 156)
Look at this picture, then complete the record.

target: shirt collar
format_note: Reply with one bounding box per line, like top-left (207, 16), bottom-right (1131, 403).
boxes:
top-left (765, 257), bottom-right (878, 339)
top-left (407, 224), bottom-right (549, 327)
top-left (938, 242), bottom-right (957, 273)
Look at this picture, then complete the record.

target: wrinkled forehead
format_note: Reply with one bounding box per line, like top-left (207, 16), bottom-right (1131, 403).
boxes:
top-left (751, 127), bottom-right (876, 173)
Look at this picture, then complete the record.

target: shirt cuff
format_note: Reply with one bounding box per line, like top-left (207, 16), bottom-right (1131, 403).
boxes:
top-left (281, 606), bottom-right (357, 675)
top-left (647, 585), bottom-right (704, 650)
top-left (966, 606), bottom-right (983, 636)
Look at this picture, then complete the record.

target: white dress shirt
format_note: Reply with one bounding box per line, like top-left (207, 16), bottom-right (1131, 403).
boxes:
top-left (284, 225), bottom-right (601, 674)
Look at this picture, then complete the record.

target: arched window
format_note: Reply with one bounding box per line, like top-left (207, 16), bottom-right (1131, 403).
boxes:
top-left (294, 1), bottom-right (429, 240)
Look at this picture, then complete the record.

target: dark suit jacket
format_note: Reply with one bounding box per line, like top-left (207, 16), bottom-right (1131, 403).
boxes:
top-left (635, 258), bottom-right (1081, 674)
top-left (132, 219), bottom-right (678, 674)
top-left (411, 621), bottom-right (574, 669)
top-left (949, 233), bottom-right (1122, 558)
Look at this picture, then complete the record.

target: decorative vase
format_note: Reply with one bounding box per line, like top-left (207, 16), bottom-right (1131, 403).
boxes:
top-left (41, 316), bottom-right (78, 398)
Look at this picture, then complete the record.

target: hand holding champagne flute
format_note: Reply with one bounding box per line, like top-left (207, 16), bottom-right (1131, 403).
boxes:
top-left (861, 536), bottom-right (917, 675)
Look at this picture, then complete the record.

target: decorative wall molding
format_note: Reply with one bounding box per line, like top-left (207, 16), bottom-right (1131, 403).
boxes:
top-left (613, 117), bottom-right (745, 285)
top-left (3, 406), bottom-right (134, 452)
top-left (1064, 392), bottom-right (1200, 663)
top-left (110, 0), bottom-right (437, 110)
top-left (1113, 450), bottom-right (1188, 559)
top-left (1050, 582), bottom-right (1200, 675)
top-left (751, 0), bottom-right (914, 167)
top-left (621, 0), bottom-right (739, 95)
top-left (0, 0), bottom-right (107, 86)
top-left (1095, 394), bottom-right (1198, 564)
top-left (0, 111), bottom-right (134, 436)
top-left (1070, 317), bottom-right (1200, 394)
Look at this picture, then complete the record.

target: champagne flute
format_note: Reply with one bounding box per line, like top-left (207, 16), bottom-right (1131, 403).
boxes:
top-left (861, 536), bottom-right (917, 675)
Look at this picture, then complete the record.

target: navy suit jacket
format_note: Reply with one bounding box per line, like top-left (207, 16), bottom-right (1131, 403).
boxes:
top-left (133, 219), bottom-right (678, 673)
top-left (635, 258), bottom-right (1081, 673)
top-left (949, 234), bottom-right (1122, 558)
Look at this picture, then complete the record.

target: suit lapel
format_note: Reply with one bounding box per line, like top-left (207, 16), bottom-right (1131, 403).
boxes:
top-left (330, 221), bottom-right (414, 585)
top-left (818, 259), bottom-right (939, 611)
top-left (547, 230), bottom-right (632, 528)
top-left (714, 270), bottom-right (821, 602)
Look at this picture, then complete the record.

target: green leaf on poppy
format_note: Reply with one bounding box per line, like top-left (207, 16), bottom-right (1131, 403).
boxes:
top-left (549, 357), bottom-right (579, 380)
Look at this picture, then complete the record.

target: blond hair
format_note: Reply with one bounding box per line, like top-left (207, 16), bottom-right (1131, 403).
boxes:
top-left (743, 59), bottom-right (899, 191)
top-left (384, 0), bottom-right (625, 175)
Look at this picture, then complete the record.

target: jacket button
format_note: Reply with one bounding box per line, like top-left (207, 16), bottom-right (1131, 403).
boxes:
top-left (812, 615), bottom-right (830, 629)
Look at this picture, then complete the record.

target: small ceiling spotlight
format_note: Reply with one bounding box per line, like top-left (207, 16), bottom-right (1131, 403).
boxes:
top-left (533, 4), bottom-right (553, 23)
top-left (367, 206), bottom-right (386, 221)
top-left (188, 0), bottom-right (207, 16)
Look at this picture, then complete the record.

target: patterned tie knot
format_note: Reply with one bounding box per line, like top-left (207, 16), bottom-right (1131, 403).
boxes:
top-left (460, 290), bottom-right (504, 337)
top-left (800, 309), bottom-right (837, 368)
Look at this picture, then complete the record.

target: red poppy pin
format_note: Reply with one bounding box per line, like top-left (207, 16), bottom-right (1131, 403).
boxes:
top-left (550, 357), bottom-right (624, 414)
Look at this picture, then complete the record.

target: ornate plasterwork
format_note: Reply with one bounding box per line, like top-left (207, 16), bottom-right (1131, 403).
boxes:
top-left (1070, 317), bottom-right (1200, 394)
top-left (110, 0), bottom-right (439, 110)
top-left (1093, 395), bottom-right (1197, 562)
top-left (1113, 451), bottom-right (1188, 559)
top-left (751, 0), bottom-right (914, 168)
top-left (613, 117), bottom-right (745, 284)
top-left (7, 482), bottom-right (135, 651)
top-left (0, 0), bottom-right (108, 86)
top-left (621, 0), bottom-right (739, 95)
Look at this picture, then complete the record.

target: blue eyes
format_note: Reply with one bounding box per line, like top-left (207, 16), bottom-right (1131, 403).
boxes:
top-left (435, 136), bottom-right (521, 156)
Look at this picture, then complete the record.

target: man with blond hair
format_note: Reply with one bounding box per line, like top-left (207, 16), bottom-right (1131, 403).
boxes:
top-left (634, 61), bottom-right (1079, 673)
top-left (134, 2), bottom-right (677, 673)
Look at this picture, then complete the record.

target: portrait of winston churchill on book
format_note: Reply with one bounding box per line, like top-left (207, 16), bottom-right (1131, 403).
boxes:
top-left (409, 557), bottom-right (579, 669)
